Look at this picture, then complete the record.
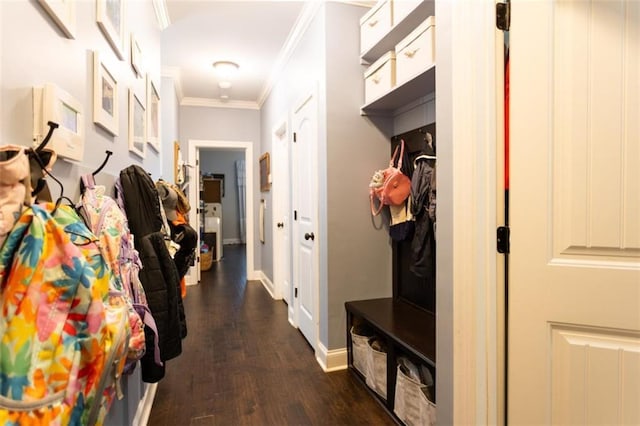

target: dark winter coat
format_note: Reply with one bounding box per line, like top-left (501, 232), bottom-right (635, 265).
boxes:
top-left (409, 155), bottom-right (436, 279)
top-left (117, 165), bottom-right (187, 382)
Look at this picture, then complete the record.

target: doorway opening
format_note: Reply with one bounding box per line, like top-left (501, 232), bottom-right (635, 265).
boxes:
top-left (186, 140), bottom-right (256, 285)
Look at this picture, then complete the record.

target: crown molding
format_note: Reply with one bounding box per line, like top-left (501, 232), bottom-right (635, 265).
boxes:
top-left (161, 66), bottom-right (183, 100)
top-left (152, 0), bottom-right (171, 30)
top-left (257, 0), bottom-right (323, 107)
top-left (181, 97), bottom-right (260, 110)
top-left (338, 0), bottom-right (376, 7)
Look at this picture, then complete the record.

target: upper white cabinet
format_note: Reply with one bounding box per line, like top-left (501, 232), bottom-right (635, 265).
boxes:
top-left (360, 0), bottom-right (434, 64)
top-left (360, 0), bottom-right (435, 116)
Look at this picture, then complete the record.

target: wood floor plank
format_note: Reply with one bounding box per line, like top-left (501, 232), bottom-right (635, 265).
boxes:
top-left (148, 245), bottom-right (394, 425)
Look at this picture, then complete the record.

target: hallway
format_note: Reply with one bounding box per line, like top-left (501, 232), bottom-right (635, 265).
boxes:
top-left (148, 245), bottom-right (394, 425)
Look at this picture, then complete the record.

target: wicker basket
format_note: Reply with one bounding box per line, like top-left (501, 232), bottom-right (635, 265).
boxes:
top-left (201, 251), bottom-right (213, 271)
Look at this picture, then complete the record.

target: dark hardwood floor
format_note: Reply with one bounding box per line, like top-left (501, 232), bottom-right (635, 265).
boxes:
top-left (148, 245), bottom-right (394, 425)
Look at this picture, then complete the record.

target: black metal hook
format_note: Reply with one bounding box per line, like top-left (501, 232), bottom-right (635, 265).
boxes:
top-left (36, 121), bottom-right (59, 152)
top-left (93, 150), bottom-right (113, 176)
top-left (80, 150), bottom-right (113, 195)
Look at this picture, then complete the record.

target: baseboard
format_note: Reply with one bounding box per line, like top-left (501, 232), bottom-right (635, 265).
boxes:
top-left (316, 342), bottom-right (348, 372)
top-left (135, 382), bottom-right (157, 426)
top-left (223, 238), bottom-right (242, 245)
top-left (258, 271), bottom-right (277, 299)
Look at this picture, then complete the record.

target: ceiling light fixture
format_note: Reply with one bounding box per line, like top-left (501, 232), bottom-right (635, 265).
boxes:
top-left (212, 61), bottom-right (239, 78)
top-left (218, 81), bottom-right (232, 89)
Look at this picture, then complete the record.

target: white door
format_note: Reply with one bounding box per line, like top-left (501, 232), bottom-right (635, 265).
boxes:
top-left (509, 1), bottom-right (640, 424)
top-left (272, 121), bottom-right (292, 304)
top-left (292, 91), bottom-right (318, 348)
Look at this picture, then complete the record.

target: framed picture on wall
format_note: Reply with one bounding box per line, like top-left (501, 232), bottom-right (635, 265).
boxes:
top-left (128, 89), bottom-right (146, 158)
top-left (97, 0), bottom-right (125, 60)
top-left (259, 152), bottom-right (270, 192)
top-left (131, 33), bottom-right (143, 77)
top-left (92, 51), bottom-right (118, 136)
top-left (146, 74), bottom-right (160, 152)
top-left (38, 0), bottom-right (76, 39)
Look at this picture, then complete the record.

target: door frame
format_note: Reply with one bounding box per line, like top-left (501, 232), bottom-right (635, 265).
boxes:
top-left (271, 117), bottom-right (291, 303)
top-left (186, 139), bottom-right (256, 284)
top-left (435, 1), bottom-right (501, 424)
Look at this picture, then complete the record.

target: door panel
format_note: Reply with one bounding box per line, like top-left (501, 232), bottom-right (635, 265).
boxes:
top-left (292, 91), bottom-right (318, 348)
top-left (273, 122), bottom-right (291, 304)
top-left (510, 0), bottom-right (640, 423)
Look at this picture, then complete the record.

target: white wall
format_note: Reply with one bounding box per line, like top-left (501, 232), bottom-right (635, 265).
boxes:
top-left (161, 76), bottom-right (180, 180)
top-left (199, 149), bottom-right (245, 243)
top-left (259, 4), bottom-right (326, 288)
top-left (260, 3), bottom-right (392, 351)
top-left (1, 1), bottom-right (164, 195)
top-left (324, 2), bottom-right (393, 349)
top-left (179, 106), bottom-right (260, 268)
top-left (0, 2), bottom-right (166, 424)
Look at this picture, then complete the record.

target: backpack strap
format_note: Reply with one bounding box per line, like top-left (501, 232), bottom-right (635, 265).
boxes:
top-left (370, 191), bottom-right (384, 216)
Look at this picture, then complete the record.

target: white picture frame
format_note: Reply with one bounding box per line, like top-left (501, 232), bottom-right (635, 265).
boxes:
top-left (97, 0), bottom-right (125, 60)
top-left (146, 74), bottom-right (161, 152)
top-left (93, 51), bottom-right (118, 136)
top-left (38, 0), bottom-right (76, 39)
top-left (131, 33), bottom-right (143, 77)
top-left (128, 89), bottom-right (146, 158)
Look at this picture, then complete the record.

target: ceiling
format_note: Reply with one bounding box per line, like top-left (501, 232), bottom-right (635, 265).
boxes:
top-left (161, 1), bottom-right (308, 109)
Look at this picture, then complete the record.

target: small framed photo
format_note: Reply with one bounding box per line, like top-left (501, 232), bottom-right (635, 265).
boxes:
top-left (93, 51), bottom-right (118, 136)
top-left (131, 33), bottom-right (143, 77)
top-left (128, 89), bottom-right (146, 158)
top-left (38, 0), bottom-right (76, 39)
top-left (97, 0), bottom-right (125, 60)
top-left (146, 74), bottom-right (161, 152)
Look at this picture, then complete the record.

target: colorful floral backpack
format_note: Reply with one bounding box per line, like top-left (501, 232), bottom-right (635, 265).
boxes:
top-left (0, 204), bottom-right (130, 425)
top-left (78, 174), bottom-right (160, 372)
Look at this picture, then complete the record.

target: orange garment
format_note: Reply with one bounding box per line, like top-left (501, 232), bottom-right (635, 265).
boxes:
top-left (181, 277), bottom-right (186, 298)
top-left (173, 211), bottom-right (188, 225)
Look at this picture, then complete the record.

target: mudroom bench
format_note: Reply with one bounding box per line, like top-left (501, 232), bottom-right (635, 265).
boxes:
top-left (345, 298), bottom-right (436, 424)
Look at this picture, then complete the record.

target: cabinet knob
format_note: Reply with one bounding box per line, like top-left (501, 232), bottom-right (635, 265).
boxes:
top-left (277, 222), bottom-right (284, 228)
top-left (304, 232), bottom-right (315, 241)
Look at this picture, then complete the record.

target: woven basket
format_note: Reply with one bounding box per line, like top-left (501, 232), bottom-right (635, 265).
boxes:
top-left (201, 251), bottom-right (213, 271)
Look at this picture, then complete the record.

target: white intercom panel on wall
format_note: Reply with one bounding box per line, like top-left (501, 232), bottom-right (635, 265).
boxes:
top-left (33, 83), bottom-right (84, 161)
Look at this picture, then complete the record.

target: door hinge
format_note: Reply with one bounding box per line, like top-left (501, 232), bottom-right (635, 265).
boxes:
top-left (497, 226), bottom-right (510, 254)
top-left (295, 288), bottom-right (298, 298)
top-left (496, 2), bottom-right (510, 31)
top-left (293, 132), bottom-right (297, 143)
top-left (294, 210), bottom-right (297, 220)
top-left (196, 159), bottom-right (199, 166)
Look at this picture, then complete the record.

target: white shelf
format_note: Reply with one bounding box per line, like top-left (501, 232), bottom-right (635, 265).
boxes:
top-left (361, 64), bottom-right (435, 115)
top-left (360, 0), bottom-right (435, 64)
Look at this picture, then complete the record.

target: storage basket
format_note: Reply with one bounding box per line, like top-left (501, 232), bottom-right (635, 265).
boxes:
top-left (365, 338), bottom-right (388, 399)
top-left (394, 358), bottom-right (436, 426)
top-left (350, 326), bottom-right (373, 377)
top-left (200, 250), bottom-right (213, 271)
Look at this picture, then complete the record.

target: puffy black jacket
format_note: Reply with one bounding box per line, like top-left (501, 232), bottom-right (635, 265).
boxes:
top-left (118, 165), bottom-right (186, 382)
top-left (137, 232), bottom-right (182, 382)
top-left (409, 155), bottom-right (436, 279)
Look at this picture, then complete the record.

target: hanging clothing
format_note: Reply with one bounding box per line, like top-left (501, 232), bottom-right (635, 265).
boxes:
top-left (409, 153), bottom-right (437, 279)
top-left (117, 166), bottom-right (185, 383)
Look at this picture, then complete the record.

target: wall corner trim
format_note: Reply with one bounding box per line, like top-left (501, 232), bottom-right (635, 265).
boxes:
top-left (316, 343), bottom-right (348, 372)
top-left (258, 271), bottom-right (278, 299)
